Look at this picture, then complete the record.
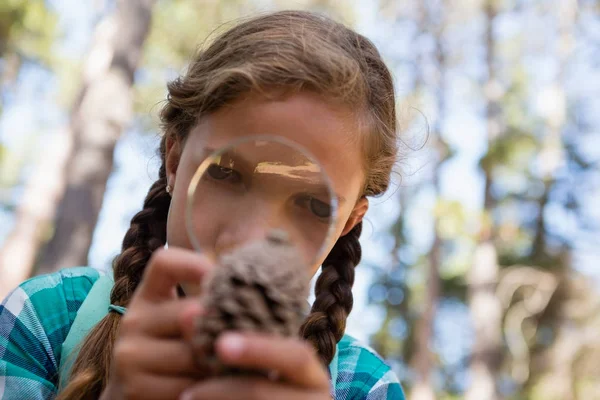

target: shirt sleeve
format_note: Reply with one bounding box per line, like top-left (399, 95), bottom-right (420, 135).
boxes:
top-left (0, 268), bottom-right (98, 400)
top-left (364, 368), bottom-right (405, 400)
top-left (333, 335), bottom-right (405, 400)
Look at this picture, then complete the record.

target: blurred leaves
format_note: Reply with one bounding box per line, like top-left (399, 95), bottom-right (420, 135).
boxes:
top-left (0, 0), bottom-right (57, 69)
top-left (368, 0), bottom-right (600, 399)
top-left (480, 129), bottom-right (538, 175)
top-left (0, 0), bottom-right (598, 398)
top-left (0, 0), bottom-right (57, 199)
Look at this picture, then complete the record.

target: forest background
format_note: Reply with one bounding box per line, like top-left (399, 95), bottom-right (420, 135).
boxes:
top-left (1, 0), bottom-right (599, 399)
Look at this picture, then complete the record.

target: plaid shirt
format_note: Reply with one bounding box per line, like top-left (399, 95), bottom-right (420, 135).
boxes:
top-left (0, 267), bottom-right (404, 399)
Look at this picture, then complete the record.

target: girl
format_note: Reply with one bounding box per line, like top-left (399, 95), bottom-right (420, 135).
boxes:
top-left (0, 10), bottom-right (404, 400)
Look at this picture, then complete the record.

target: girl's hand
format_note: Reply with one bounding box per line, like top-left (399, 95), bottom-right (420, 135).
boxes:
top-left (180, 333), bottom-right (332, 400)
top-left (101, 248), bottom-right (213, 400)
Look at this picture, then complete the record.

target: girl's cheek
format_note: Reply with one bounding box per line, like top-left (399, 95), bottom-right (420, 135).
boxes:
top-left (166, 189), bottom-right (194, 250)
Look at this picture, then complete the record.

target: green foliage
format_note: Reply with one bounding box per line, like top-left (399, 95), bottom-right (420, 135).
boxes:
top-left (0, 0), bottom-right (57, 65)
top-left (0, 1), bottom-right (57, 218)
top-left (368, 0), bottom-right (600, 398)
top-left (480, 128), bottom-right (538, 174)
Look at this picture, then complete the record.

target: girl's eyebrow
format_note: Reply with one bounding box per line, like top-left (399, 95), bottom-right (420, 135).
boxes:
top-left (198, 146), bottom-right (346, 204)
top-left (198, 146), bottom-right (252, 171)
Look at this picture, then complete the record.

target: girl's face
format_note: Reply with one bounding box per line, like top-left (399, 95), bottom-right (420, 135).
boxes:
top-left (165, 91), bottom-right (368, 291)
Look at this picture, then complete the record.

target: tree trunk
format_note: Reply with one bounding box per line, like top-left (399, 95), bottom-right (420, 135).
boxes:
top-left (0, 131), bottom-right (72, 298)
top-left (409, 3), bottom-right (447, 399)
top-left (37, 0), bottom-right (155, 274)
top-left (527, 1), bottom-right (577, 396)
top-left (410, 214), bottom-right (441, 400)
top-left (465, 2), bottom-right (503, 400)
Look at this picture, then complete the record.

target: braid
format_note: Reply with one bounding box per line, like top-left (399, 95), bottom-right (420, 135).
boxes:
top-left (57, 144), bottom-right (171, 399)
top-left (111, 164), bottom-right (170, 304)
top-left (300, 222), bottom-right (362, 366)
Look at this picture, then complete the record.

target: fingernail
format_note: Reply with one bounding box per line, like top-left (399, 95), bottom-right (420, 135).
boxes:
top-left (221, 333), bottom-right (245, 358)
top-left (179, 392), bottom-right (192, 400)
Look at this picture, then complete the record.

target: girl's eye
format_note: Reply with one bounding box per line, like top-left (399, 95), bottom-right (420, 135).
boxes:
top-left (206, 164), bottom-right (241, 183)
top-left (309, 198), bottom-right (332, 219)
top-left (295, 195), bottom-right (332, 220)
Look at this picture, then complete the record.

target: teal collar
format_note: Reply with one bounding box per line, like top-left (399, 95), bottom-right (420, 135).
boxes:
top-left (59, 272), bottom-right (114, 388)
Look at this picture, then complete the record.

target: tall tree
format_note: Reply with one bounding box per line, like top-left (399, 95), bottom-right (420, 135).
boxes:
top-left (465, 1), bottom-right (503, 399)
top-left (36, 0), bottom-right (156, 273)
top-left (0, 130), bottom-right (72, 298)
top-left (0, 0), bottom-right (58, 297)
top-left (369, 0), bottom-right (599, 397)
top-left (409, 1), bottom-right (450, 399)
top-left (512, 1), bottom-right (592, 398)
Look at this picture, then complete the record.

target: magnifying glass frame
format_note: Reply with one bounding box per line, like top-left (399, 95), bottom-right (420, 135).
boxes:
top-left (185, 134), bottom-right (339, 266)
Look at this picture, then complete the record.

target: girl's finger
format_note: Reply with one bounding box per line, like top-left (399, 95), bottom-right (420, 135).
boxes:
top-left (118, 373), bottom-right (196, 400)
top-left (120, 298), bottom-right (203, 337)
top-left (180, 377), bottom-right (325, 400)
top-left (215, 333), bottom-right (330, 390)
top-left (134, 248), bottom-right (212, 303)
top-left (113, 338), bottom-right (206, 377)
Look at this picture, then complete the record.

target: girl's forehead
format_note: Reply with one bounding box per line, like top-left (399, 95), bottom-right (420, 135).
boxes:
top-left (188, 92), bottom-right (366, 199)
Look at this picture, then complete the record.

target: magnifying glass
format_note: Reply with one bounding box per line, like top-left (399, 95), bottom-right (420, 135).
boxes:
top-left (185, 135), bottom-right (339, 375)
top-left (185, 135), bottom-right (339, 269)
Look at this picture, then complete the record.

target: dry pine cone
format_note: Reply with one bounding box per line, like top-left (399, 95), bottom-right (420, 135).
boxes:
top-left (191, 231), bottom-right (311, 376)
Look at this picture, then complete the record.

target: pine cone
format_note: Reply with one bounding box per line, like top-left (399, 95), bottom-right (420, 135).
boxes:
top-left (191, 231), bottom-right (311, 376)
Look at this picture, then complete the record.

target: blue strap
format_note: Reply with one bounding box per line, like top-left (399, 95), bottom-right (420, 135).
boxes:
top-left (59, 273), bottom-right (115, 388)
top-left (108, 304), bottom-right (127, 315)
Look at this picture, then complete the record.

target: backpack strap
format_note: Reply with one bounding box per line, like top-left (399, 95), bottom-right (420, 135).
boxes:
top-left (59, 273), bottom-right (115, 388)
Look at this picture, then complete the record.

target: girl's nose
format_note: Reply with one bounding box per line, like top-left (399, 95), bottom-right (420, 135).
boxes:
top-left (214, 206), bottom-right (285, 256)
